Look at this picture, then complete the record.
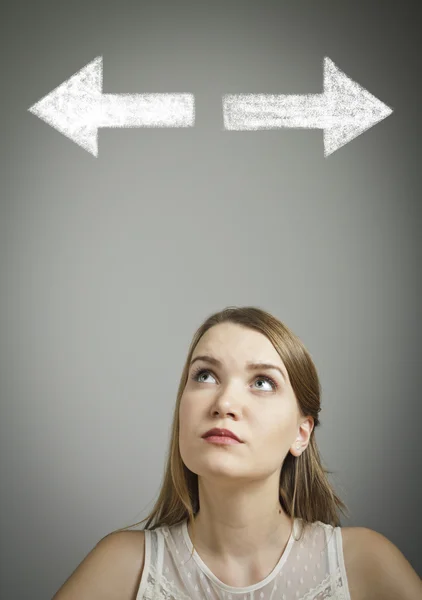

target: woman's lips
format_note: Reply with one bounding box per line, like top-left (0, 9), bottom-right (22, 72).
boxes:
top-left (203, 436), bottom-right (242, 445)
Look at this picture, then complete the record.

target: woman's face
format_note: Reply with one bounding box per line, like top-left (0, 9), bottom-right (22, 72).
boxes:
top-left (179, 322), bottom-right (313, 482)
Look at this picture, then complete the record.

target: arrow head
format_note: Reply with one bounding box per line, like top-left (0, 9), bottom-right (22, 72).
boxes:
top-left (323, 57), bottom-right (393, 157)
top-left (28, 56), bottom-right (103, 156)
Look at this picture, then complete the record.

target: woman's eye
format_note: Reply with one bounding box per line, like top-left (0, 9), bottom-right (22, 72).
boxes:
top-left (196, 370), bottom-right (214, 383)
top-left (192, 369), bottom-right (277, 391)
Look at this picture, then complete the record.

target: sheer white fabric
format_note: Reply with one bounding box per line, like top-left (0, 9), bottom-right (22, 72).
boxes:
top-left (136, 518), bottom-right (351, 600)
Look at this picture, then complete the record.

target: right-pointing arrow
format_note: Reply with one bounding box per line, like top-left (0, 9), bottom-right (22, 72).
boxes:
top-left (223, 57), bottom-right (393, 156)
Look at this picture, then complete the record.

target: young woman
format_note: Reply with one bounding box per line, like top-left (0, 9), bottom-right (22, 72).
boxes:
top-left (53, 306), bottom-right (422, 599)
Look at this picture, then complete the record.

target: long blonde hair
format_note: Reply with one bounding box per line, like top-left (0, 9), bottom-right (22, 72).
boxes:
top-left (112, 306), bottom-right (349, 552)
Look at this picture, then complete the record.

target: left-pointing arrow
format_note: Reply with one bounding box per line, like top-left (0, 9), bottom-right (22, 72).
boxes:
top-left (28, 56), bottom-right (195, 157)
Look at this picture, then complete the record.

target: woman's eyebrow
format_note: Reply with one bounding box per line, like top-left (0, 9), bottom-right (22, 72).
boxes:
top-left (189, 355), bottom-right (286, 382)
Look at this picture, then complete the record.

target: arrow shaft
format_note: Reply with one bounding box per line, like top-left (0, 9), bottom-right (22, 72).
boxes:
top-left (99, 93), bottom-right (195, 127)
top-left (223, 93), bottom-right (332, 130)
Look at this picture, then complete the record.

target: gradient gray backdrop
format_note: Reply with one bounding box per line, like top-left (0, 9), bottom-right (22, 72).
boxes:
top-left (1, 1), bottom-right (421, 598)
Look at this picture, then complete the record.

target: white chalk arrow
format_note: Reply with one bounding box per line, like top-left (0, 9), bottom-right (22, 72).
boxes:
top-left (223, 57), bottom-right (393, 156)
top-left (28, 56), bottom-right (195, 156)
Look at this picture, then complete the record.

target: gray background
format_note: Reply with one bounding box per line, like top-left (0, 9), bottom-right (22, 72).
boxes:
top-left (1, 1), bottom-right (421, 598)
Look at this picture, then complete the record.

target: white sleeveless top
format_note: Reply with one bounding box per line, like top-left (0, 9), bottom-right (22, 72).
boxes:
top-left (135, 518), bottom-right (351, 600)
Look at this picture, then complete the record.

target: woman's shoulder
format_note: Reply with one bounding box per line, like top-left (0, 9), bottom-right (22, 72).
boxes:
top-left (103, 530), bottom-right (147, 598)
top-left (340, 526), bottom-right (368, 600)
top-left (340, 526), bottom-right (422, 600)
top-left (52, 529), bottom-right (146, 600)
